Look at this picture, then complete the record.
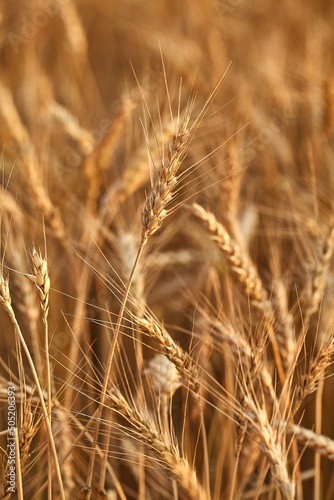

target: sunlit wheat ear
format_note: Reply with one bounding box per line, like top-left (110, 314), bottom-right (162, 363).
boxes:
top-left (27, 246), bottom-right (50, 322)
top-left (99, 120), bottom-right (176, 229)
top-left (191, 202), bottom-right (286, 383)
top-left (141, 115), bottom-right (191, 243)
top-left (191, 203), bottom-right (270, 309)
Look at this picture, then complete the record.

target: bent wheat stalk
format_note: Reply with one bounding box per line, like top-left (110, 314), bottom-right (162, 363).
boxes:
top-left (27, 247), bottom-right (52, 500)
top-left (85, 114), bottom-right (192, 497)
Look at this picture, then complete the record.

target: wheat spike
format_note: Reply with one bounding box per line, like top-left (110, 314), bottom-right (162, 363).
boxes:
top-left (141, 116), bottom-right (191, 243)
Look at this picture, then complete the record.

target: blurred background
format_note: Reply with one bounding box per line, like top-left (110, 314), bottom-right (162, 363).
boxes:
top-left (1, 0), bottom-right (334, 498)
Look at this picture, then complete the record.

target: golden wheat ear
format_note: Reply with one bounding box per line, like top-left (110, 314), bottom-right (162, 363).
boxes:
top-left (141, 115), bottom-right (191, 243)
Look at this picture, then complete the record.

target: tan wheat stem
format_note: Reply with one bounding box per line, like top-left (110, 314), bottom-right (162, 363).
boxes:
top-left (314, 377), bottom-right (324, 500)
top-left (85, 240), bottom-right (145, 497)
top-left (99, 232), bottom-right (147, 493)
top-left (0, 81), bottom-right (71, 256)
top-left (82, 96), bottom-right (139, 214)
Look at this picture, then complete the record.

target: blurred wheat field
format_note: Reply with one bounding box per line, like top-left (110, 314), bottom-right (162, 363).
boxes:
top-left (1, 1), bottom-right (334, 499)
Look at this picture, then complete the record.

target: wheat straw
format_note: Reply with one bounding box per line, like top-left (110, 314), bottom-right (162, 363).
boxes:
top-left (0, 274), bottom-right (65, 499)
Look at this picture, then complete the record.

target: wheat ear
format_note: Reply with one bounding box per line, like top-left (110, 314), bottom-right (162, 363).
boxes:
top-left (287, 423), bottom-right (334, 460)
top-left (0, 81), bottom-right (70, 255)
top-left (108, 387), bottom-right (206, 500)
top-left (133, 312), bottom-right (199, 392)
top-left (302, 216), bottom-right (334, 332)
top-left (82, 95), bottom-right (139, 214)
top-left (243, 396), bottom-right (295, 500)
top-left (191, 202), bottom-right (286, 384)
top-left (141, 116), bottom-right (190, 243)
top-left (297, 334), bottom-right (334, 406)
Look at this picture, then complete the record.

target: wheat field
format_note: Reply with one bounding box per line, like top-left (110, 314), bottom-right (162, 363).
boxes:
top-left (1, 1), bottom-right (334, 499)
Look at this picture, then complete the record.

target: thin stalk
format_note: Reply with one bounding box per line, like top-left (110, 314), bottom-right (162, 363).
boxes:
top-left (44, 318), bottom-right (52, 500)
top-left (85, 239), bottom-right (146, 497)
top-left (314, 377), bottom-right (324, 500)
top-left (14, 427), bottom-right (23, 500)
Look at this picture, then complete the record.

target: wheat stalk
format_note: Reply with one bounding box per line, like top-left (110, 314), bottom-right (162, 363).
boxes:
top-left (85, 113), bottom-right (194, 496)
top-left (0, 81), bottom-right (70, 255)
top-left (0, 275), bottom-right (65, 499)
